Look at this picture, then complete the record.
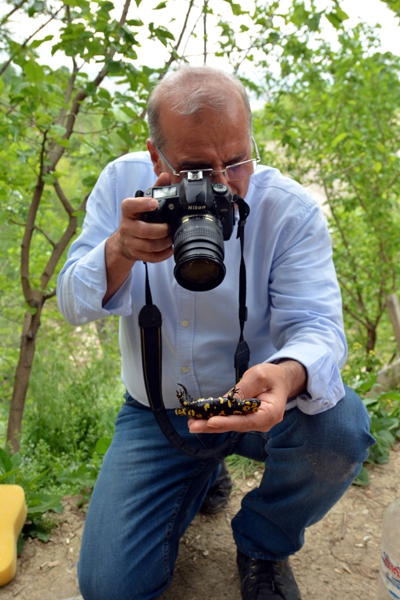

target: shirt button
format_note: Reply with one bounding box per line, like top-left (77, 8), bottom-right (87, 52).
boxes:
top-left (181, 320), bottom-right (189, 327)
top-left (181, 366), bottom-right (189, 373)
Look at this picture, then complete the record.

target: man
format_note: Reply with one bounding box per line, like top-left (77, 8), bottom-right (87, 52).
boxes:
top-left (57, 66), bottom-right (374, 600)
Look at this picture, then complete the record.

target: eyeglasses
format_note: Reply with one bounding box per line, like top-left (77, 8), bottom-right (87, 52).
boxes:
top-left (156, 136), bottom-right (260, 182)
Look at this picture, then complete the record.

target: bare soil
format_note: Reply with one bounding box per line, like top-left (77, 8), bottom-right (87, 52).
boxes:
top-left (2, 445), bottom-right (400, 600)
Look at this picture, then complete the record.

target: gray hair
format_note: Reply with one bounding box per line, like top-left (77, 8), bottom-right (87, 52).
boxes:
top-left (147, 66), bottom-right (252, 149)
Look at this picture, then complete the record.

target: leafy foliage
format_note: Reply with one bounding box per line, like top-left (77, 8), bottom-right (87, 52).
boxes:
top-left (257, 22), bottom-right (400, 360)
top-left (0, 318), bottom-right (120, 541)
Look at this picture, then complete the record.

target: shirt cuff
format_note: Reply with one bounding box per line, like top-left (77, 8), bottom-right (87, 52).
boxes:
top-left (72, 240), bottom-right (133, 320)
top-left (267, 343), bottom-right (345, 415)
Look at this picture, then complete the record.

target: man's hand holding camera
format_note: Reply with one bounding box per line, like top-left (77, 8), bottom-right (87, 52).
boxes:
top-left (188, 360), bottom-right (307, 435)
top-left (103, 173), bottom-right (173, 304)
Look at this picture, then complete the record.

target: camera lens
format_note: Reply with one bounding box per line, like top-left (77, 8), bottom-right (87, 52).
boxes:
top-left (173, 214), bottom-right (226, 292)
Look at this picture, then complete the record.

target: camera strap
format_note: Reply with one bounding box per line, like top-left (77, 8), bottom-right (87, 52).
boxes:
top-left (235, 197), bottom-right (251, 382)
top-left (138, 197), bottom-right (250, 459)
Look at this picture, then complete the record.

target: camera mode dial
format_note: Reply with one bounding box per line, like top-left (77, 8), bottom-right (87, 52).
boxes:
top-left (212, 183), bottom-right (228, 194)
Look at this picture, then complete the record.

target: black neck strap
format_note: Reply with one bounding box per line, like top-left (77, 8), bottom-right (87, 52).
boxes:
top-left (234, 196), bottom-right (251, 382)
top-left (139, 198), bottom-right (250, 458)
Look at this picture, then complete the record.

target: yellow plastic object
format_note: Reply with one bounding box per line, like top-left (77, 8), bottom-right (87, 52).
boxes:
top-left (0, 485), bottom-right (27, 586)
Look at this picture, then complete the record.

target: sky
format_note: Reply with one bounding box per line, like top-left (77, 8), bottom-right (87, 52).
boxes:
top-left (120, 0), bottom-right (400, 69)
top-left (3, 0), bottom-right (399, 59)
top-left (1, 0), bottom-right (399, 95)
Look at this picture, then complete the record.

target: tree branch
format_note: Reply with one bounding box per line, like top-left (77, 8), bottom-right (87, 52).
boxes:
top-left (20, 131), bottom-right (47, 306)
top-left (53, 179), bottom-right (74, 214)
top-left (48, 0), bottom-right (133, 170)
top-left (203, 0), bottom-right (208, 65)
top-left (0, 7), bottom-right (63, 77)
top-left (40, 194), bottom-right (88, 290)
top-left (0, 0), bottom-right (29, 28)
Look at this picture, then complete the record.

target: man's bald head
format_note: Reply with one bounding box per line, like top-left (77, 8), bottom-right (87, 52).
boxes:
top-left (147, 66), bottom-right (252, 150)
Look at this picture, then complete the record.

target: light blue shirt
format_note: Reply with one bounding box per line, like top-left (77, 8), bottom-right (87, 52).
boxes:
top-left (57, 151), bottom-right (347, 414)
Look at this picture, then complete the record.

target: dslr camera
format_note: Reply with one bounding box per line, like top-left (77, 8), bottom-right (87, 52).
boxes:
top-left (141, 171), bottom-right (236, 292)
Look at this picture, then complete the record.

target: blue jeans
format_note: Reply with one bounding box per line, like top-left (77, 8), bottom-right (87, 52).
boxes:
top-left (78, 385), bottom-right (374, 600)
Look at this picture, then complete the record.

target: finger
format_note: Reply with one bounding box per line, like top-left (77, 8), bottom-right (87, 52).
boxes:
top-left (188, 411), bottom-right (268, 434)
top-left (154, 172), bottom-right (173, 187)
top-left (121, 197), bottom-right (159, 220)
top-left (121, 218), bottom-right (171, 241)
top-left (119, 228), bottom-right (173, 261)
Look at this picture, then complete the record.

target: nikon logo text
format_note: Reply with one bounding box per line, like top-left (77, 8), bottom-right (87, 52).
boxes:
top-left (187, 205), bottom-right (206, 210)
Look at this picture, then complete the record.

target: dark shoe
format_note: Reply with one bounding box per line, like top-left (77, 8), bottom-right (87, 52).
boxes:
top-left (199, 460), bottom-right (232, 515)
top-left (237, 549), bottom-right (301, 600)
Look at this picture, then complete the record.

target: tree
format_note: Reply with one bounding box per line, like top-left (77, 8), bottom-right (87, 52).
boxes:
top-left (0, 0), bottom-right (203, 450)
top-left (258, 21), bottom-right (400, 363)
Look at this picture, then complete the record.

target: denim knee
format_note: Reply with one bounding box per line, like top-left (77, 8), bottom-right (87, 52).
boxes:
top-left (295, 384), bottom-right (375, 483)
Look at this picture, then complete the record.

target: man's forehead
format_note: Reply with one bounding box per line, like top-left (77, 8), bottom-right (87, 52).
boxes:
top-left (159, 95), bottom-right (248, 128)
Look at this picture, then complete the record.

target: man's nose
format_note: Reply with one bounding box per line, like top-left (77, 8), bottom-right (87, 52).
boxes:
top-left (212, 171), bottom-right (229, 186)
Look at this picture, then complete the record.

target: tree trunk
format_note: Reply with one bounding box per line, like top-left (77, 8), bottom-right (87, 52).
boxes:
top-left (365, 324), bottom-right (377, 372)
top-left (6, 301), bottom-right (44, 452)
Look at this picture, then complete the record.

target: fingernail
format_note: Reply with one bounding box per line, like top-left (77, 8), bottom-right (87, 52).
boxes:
top-left (147, 199), bottom-right (158, 210)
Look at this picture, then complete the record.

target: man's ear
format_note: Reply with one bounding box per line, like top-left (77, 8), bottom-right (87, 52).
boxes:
top-left (146, 139), bottom-right (163, 176)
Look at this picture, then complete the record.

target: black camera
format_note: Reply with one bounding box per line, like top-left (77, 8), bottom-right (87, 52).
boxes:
top-left (141, 172), bottom-right (236, 292)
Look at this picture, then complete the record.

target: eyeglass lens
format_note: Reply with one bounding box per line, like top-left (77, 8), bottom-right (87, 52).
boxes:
top-left (224, 160), bottom-right (257, 182)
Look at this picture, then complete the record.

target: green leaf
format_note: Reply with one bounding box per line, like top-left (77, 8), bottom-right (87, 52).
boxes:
top-left (354, 374), bottom-right (377, 394)
top-left (335, 7), bottom-right (350, 22)
top-left (353, 465), bottom-right (370, 486)
top-left (95, 436), bottom-right (112, 454)
top-left (23, 522), bottom-right (52, 542)
top-left (27, 0), bottom-right (45, 17)
top-left (0, 469), bottom-right (20, 483)
top-left (382, 0), bottom-right (400, 17)
top-left (27, 493), bottom-right (63, 517)
top-left (116, 124), bottom-right (133, 146)
top-left (330, 132), bottom-right (348, 148)
top-left (377, 391), bottom-right (400, 402)
top-left (50, 124), bottom-right (67, 137)
top-left (308, 12), bottom-right (322, 31)
top-left (30, 35), bottom-right (54, 49)
top-left (34, 111), bottom-right (53, 126)
top-left (106, 60), bottom-right (124, 74)
top-left (17, 533), bottom-right (25, 555)
top-left (223, 0), bottom-right (248, 16)
top-left (0, 447), bottom-right (13, 473)
top-left (372, 416), bottom-right (399, 433)
top-left (24, 59), bottom-right (44, 82)
top-left (82, 175), bottom-right (99, 187)
top-left (325, 11), bottom-right (344, 29)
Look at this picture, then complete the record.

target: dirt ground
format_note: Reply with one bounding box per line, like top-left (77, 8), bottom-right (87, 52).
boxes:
top-left (2, 445), bottom-right (400, 600)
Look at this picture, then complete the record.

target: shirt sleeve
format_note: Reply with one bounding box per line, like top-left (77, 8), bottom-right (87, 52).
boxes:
top-left (57, 161), bottom-right (135, 325)
top-left (260, 192), bottom-right (347, 415)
